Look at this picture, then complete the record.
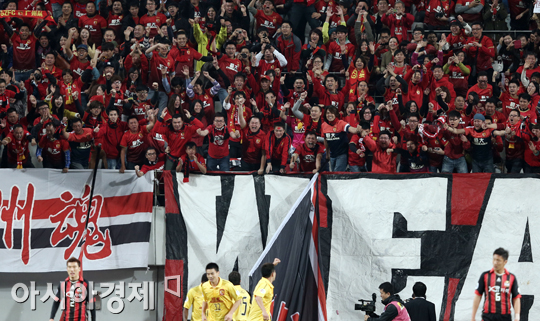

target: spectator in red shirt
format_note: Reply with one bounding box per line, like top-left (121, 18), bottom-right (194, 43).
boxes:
top-left (441, 110), bottom-right (471, 173)
top-left (275, 21), bottom-right (302, 72)
top-left (464, 22), bottom-right (496, 85)
top-left (120, 114), bottom-right (156, 172)
top-left (1, 124), bottom-right (36, 168)
top-left (135, 147), bottom-right (165, 176)
top-left (290, 131), bottom-right (323, 173)
top-left (140, 0), bottom-right (167, 38)
top-left (467, 72), bottom-right (495, 104)
top-left (381, 1), bottom-right (414, 43)
top-left (249, 0), bottom-right (283, 37)
top-left (197, 112), bottom-right (236, 171)
top-left (1, 19), bottom-right (47, 81)
top-left (177, 141), bottom-right (207, 175)
top-left (266, 122), bottom-right (292, 173)
top-left (37, 122), bottom-right (70, 172)
top-left (95, 108), bottom-right (127, 169)
top-left (154, 111), bottom-right (204, 170)
top-left (362, 130), bottom-right (398, 173)
top-left (78, 2), bottom-right (108, 45)
top-left (238, 106), bottom-right (267, 174)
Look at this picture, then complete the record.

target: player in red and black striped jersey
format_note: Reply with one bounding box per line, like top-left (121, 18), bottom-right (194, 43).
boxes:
top-left (471, 247), bottom-right (521, 321)
top-left (50, 257), bottom-right (96, 321)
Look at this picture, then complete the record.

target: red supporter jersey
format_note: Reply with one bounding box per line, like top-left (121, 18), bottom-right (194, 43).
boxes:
top-left (6, 132), bottom-right (31, 164)
top-left (254, 10), bottom-right (283, 37)
top-left (218, 55), bottom-right (242, 84)
top-left (120, 126), bottom-right (150, 163)
top-left (39, 136), bottom-right (69, 165)
top-left (295, 142), bottom-right (323, 172)
top-left (327, 41), bottom-right (356, 73)
top-left (69, 56), bottom-right (91, 79)
top-left (12, 34), bottom-right (37, 70)
top-left (207, 125), bottom-right (231, 159)
top-left (467, 84), bottom-right (493, 104)
top-left (171, 45), bottom-right (203, 76)
top-left (500, 92), bottom-right (520, 116)
top-left (241, 128), bottom-right (267, 164)
top-left (78, 15), bottom-right (108, 44)
top-left (180, 153), bottom-right (206, 172)
top-left (140, 13), bottom-right (167, 38)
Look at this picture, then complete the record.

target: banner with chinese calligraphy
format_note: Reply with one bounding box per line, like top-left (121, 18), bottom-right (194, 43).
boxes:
top-left (0, 169), bottom-right (154, 272)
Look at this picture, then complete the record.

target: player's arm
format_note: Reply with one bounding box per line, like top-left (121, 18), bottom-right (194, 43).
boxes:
top-left (225, 299), bottom-right (242, 321)
top-left (201, 301), bottom-right (208, 321)
top-left (49, 284), bottom-right (61, 321)
top-left (513, 297), bottom-right (521, 320)
top-left (255, 296), bottom-right (270, 320)
top-left (183, 307), bottom-right (190, 321)
top-left (471, 294), bottom-right (482, 321)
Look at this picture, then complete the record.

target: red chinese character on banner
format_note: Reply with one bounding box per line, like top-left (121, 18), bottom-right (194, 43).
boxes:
top-left (0, 184), bottom-right (36, 264)
top-left (50, 185), bottom-right (112, 260)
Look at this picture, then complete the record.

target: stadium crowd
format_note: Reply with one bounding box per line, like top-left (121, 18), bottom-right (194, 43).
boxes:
top-left (0, 0), bottom-right (539, 174)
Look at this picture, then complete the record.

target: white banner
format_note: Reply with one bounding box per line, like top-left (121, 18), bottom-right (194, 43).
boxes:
top-left (0, 169), bottom-right (154, 272)
top-left (169, 174), bottom-right (539, 321)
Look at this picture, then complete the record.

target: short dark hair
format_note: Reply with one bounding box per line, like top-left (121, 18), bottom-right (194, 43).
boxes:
top-left (413, 282), bottom-right (427, 298)
top-left (214, 112), bottom-right (226, 120)
top-left (6, 107), bottom-right (17, 114)
top-left (379, 282), bottom-right (394, 295)
top-left (447, 110), bottom-right (461, 119)
top-left (261, 263), bottom-right (275, 278)
top-left (67, 257), bottom-right (81, 267)
top-left (233, 91), bottom-right (246, 99)
top-left (494, 247), bottom-right (509, 261)
top-left (379, 130), bottom-right (392, 139)
top-left (519, 93), bottom-right (531, 101)
top-left (186, 141), bottom-right (197, 150)
top-left (305, 130), bottom-right (317, 138)
top-left (228, 271), bottom-right (241, 285)
top-left (206, 262), bottom-right (219, 272)
top-left (201, 273), bottom-right (209, 283)
top-left (274, 121), bottom-right (285, 129)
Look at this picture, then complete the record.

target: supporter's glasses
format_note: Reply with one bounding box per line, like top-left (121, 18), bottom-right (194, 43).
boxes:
top-left (472, 27), bottom-right (482, 30)
top-left (214, 119), bottom-right (224, 122)
top-left (38, 106), bottom-right (48, 110)
top-left (281, 25), bottom-right (291, 29)
top-left (408, 120), bottom-right (419, 123)
top-left (478, 80), bottom-right (487, 83)
top-left (147, 152), bottom-right (156, 156)
top-left (413, 32), bottom-right (422, 35)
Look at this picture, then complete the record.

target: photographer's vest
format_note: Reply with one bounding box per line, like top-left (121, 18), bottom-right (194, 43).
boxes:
top-left (385, 301), bottom-right (411, 321)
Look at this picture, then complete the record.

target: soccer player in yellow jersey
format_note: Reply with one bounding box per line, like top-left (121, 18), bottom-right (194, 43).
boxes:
top-left (247, 258), bottom-right (281, 321)
top-left (183, 273), bottom-right (209, 321)
top-left (228, 271), bottom-right (251, 321)
top-left (201, 262), bottom-right (241, 321)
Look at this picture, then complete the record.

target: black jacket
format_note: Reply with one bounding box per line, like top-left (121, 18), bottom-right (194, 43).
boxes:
top-left (404, 297), bottom-right (436, 321)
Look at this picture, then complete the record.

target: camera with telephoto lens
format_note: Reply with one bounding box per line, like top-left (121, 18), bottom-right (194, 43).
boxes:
top-left (355, 293), bottom-right (377, 314)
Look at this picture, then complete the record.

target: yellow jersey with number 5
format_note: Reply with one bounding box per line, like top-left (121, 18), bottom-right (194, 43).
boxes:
top-left (201, 278), bottom-right (240, 321)
top-left (233, 285), bottom-right (251, 321)
top-left (247, 278), bottom-right (274, 321)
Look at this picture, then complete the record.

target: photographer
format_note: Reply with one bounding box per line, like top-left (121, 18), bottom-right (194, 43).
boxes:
top-left (365, 282), bottom-right (411, 321)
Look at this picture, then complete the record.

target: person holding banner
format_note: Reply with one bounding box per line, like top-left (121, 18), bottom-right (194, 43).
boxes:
top-left (0, 17), bottom-right (48, 81)
top-left (247, 258), bottom-right (281, 321)
top-left (201, 262), bottom-right (242, 321)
